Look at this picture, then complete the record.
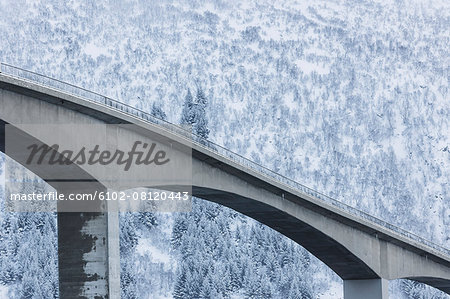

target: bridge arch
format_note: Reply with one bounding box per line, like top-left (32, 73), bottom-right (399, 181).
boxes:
top-left (0, 118), bottom-right (379, 280)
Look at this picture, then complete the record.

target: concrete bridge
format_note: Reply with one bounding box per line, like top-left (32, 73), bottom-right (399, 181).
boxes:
top-left (0, 63), bottom-right (449, 298)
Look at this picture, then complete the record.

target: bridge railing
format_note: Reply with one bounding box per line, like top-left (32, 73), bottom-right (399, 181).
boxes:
top-left (1, 62), bottom-right (449, 257)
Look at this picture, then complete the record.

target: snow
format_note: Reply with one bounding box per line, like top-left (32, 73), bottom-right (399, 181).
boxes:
top-left (0, 285), bottom-right (9, 298)
top-left (0, 0), bottom-right (448, 298)
top-left (136, 239), bottom-right (172, 268)
top-left (318, 280), bottom-right (343, 299)
top-left (84, 42), bottom-right (109, 59)
top-left (295, 59), bottom-right (330, 75)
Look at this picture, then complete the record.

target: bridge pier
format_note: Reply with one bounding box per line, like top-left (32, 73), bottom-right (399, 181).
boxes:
top-left (107, 202), bottom-right (121, 298)
top-left (57, 212), bottom-right (109, 298)
top-left (344, 279), bottom-right (389, 299)
top-left (57, 199), bottom-right (121, 298)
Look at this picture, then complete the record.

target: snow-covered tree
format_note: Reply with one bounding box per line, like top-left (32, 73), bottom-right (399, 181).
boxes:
top-left (150, 102), bottom-right (167, 120)
top-left (180, 89), bottom-right (195, 125)
top-left (192, 88), bottom-right (210, 140)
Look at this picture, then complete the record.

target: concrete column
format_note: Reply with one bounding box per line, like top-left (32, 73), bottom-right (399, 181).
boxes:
top-left (344, 279), bottom-right (389, 299)
top-left (57, 191), bottom-right (121, 299)
top-left (57, 212), bottom-right (109, 298)
top-left (107, 199), bottom-right (121, 299)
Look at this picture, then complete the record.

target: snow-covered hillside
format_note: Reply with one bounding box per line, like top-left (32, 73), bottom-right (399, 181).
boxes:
top-left (0, 0), bottom-right (448, 298)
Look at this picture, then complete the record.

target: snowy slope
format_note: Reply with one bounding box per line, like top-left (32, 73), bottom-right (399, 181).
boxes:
top-left (0, 0), bottom-right (449, 298)
top-left (1, 0), bottom-right (448, 245)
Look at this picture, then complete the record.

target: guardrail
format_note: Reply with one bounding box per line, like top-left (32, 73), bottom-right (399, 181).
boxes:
top-left (1, 62), bottom-right (449, 257)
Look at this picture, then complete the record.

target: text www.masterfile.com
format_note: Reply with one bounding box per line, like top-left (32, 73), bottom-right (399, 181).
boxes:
top-left (9, 191), bottom-right (190, 201)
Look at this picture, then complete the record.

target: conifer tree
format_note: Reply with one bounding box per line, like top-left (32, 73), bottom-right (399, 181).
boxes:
top-left (180, 89), bottom-right (195, 125)
top-left (150, 102), bottom-right (167, 120)
top-left (193, 88), bottom-right (210, 140)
